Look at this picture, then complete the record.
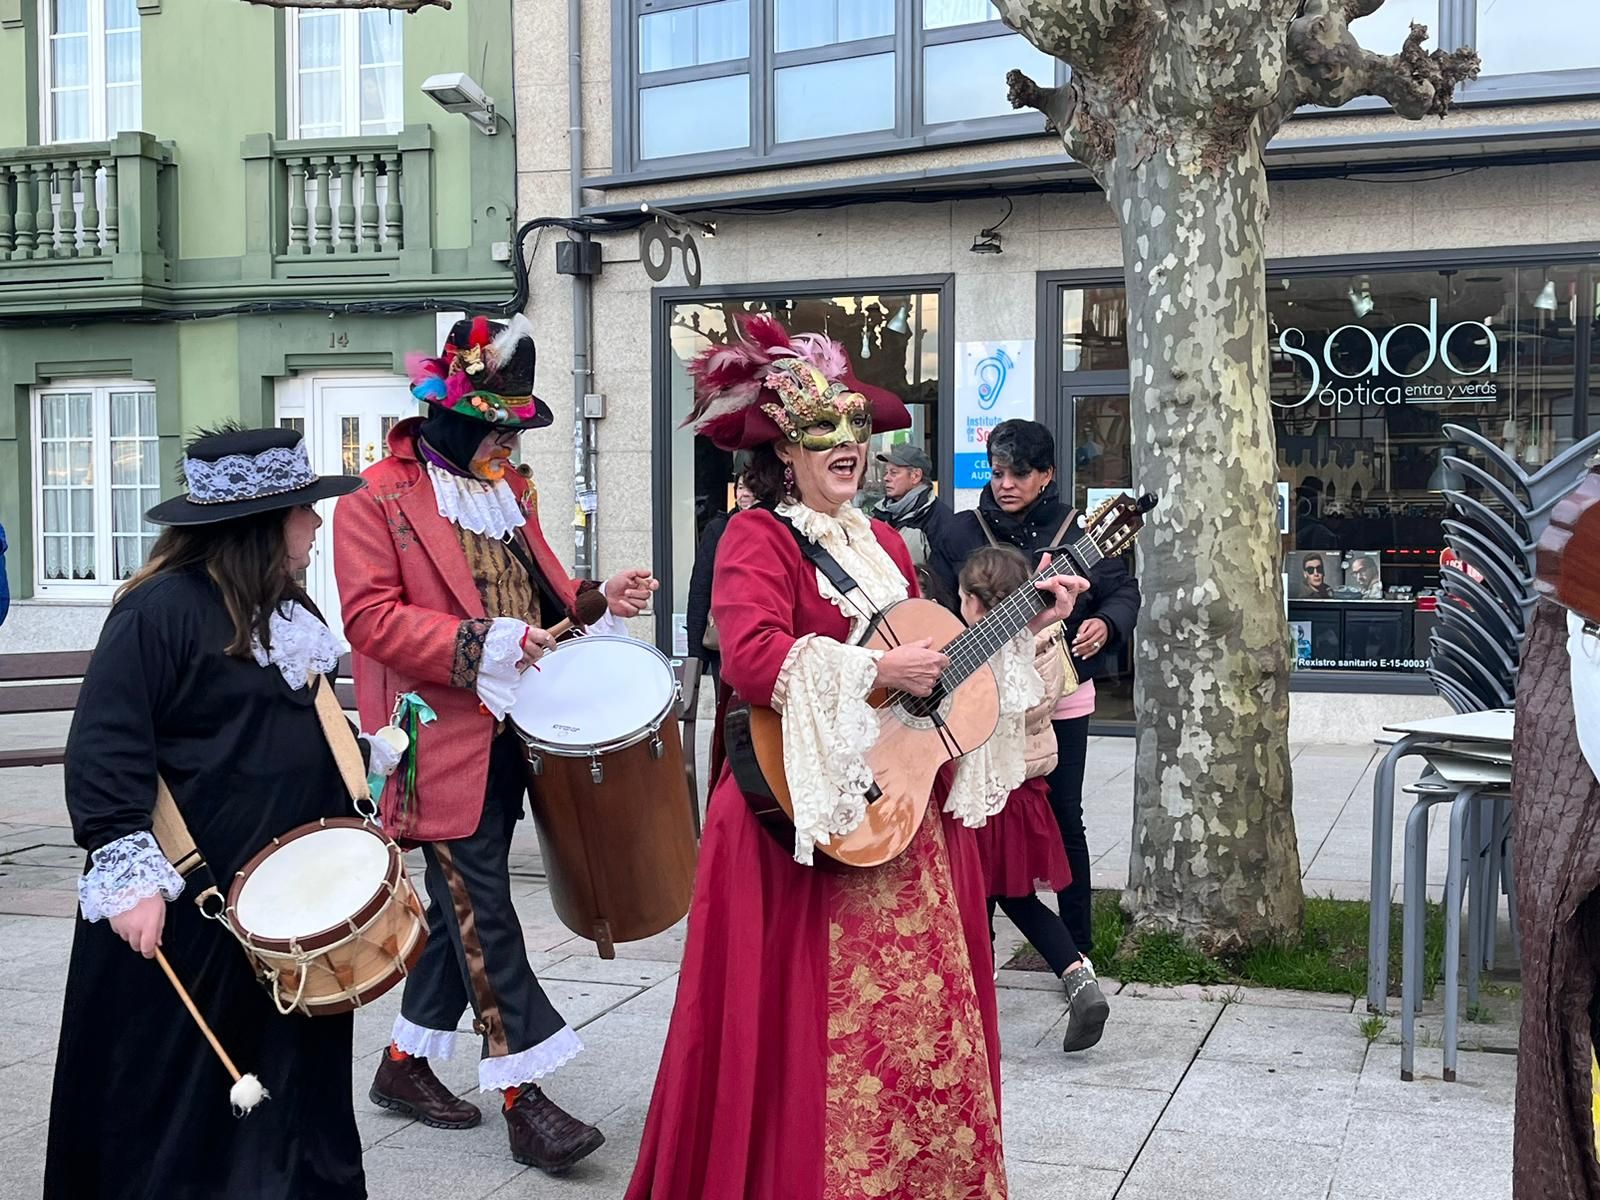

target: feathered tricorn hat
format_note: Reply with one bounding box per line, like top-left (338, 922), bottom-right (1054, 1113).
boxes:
top-left (407, 313), bottom-right (553, 430)
top-left (685, 313), bottom-right (908, 452)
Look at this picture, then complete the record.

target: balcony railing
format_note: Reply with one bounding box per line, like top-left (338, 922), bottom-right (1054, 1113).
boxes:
top-left (0, 133), bottom-right (172, 285)
top-left (243, 127), bottom-right (435, 281)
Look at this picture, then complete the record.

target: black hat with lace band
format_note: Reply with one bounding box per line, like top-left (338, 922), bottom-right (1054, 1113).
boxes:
top-left (145, 427), bottom-right (364, 527)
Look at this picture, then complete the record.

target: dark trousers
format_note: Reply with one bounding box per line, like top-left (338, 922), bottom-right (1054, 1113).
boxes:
top-left (400, 730), bottom-right (567, 1061)
top-left (988, 895), bottom-right (1080, 976)
top-left (1045, 714), bottom-right (1095, 952)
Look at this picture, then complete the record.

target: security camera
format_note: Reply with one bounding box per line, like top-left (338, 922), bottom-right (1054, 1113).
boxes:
top-left (421, 72), bottom-right (498, 135)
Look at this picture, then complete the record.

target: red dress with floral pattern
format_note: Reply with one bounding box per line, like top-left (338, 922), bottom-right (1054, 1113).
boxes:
top-left (625, 508), bottom-right (1006, 1200)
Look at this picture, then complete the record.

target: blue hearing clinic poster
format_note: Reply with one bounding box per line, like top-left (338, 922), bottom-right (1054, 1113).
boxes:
top-left (954, 340), bottom-right (1034, 488)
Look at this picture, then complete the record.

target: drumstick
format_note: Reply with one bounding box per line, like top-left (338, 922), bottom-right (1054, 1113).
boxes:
top-left (545, 588), bottom-right (611, 642)
top-left (153, 948), bottom-right (269, 1114)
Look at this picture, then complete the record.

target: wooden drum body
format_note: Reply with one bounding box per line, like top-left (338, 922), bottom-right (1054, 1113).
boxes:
top-left (226, 817), bottom-right (427, 1017)
top-left (509, 636), bottom-right (698, 958)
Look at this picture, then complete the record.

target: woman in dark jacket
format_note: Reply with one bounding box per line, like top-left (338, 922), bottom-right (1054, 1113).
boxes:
top-left (685, 471), bottom-right (756, 684)
top-left (930, 420), bottom-right (1140, 984)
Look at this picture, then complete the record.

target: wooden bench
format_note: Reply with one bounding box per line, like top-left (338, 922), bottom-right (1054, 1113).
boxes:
top-left (0, 651), bottom-right (92, 769)
top-left (0, 650), bottom-right (357, 770)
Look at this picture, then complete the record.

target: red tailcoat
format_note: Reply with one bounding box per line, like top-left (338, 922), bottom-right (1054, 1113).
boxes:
top-left (626, 508), bottom-right (1006, 1200)
top-left (333, 418), bottom-right (581, 843)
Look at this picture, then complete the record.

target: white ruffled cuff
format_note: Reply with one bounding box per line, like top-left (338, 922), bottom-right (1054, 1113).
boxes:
top-left (474, 617), bottom-right (530, 720)
top-left (392, 1013), bottom-right (458, 1060)
top-left (78, 830), bottom-right (184, 922)
top-left (362, 733), bottom-right (404, 779)
top-left (583, 607), bottom-right (627, 638)
top-left (774, 634), bottom-right (885, 866)
top-left (1568, 611), bottom-right (1600, 782)
top-left (947, 633), bottom-right (1042, 829)
top-left (478, 1025), bottom-right (584, 1091)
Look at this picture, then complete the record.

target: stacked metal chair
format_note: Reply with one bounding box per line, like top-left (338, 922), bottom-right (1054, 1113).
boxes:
top-left (1432, 424), bottom-right (1600, 711)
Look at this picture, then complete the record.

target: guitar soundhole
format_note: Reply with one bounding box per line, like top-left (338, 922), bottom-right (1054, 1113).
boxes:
top-left (900, 684), bottom-right (947, 722)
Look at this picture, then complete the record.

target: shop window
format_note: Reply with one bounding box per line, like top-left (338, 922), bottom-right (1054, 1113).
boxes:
top-left (622, 0), bottom-right (1059, 170)
top-left (660, 287), bottom-right (943, 655)
top-left (1054, 256), bottom-right (1597, 679)
top-left (289, 6), bottom-right (404, 139)
top-left (42, 0), bottom-right (141, 144)
top-left (1474, 0), bottom-right (1600, 77)
top-left (32, 381), bottom-right (160, 597)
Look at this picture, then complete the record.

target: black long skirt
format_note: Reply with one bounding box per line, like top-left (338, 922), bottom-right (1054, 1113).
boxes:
top-left (44, 892), bottom-right (365, 1200)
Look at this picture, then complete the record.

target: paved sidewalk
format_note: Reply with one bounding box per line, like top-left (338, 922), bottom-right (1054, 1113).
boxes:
top-left (0, 724), bottom-right (1513, 1198)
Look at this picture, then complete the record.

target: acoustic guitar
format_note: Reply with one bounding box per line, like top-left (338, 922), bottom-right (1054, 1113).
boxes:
top-left (1536, 460), bottom-right (1600, 626)
top-left (728, 492), bottom-right (1155, 868)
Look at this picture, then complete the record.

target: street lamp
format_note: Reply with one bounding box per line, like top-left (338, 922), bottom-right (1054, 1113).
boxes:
top-left (422, 72), bottom-right (499, 135)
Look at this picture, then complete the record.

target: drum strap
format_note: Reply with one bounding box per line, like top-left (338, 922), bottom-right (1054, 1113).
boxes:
top-left (150, 675), bottom-right (372, 902)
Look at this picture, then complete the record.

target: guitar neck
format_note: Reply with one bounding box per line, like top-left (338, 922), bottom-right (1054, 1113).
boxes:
top-left (941, 532), bottom-right (1103, 687)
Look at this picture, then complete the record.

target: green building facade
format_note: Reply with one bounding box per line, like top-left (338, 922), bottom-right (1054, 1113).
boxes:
top-left (0, 0), bottom-right (518, 648)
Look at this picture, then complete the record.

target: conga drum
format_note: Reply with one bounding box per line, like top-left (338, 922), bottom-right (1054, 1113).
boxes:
top-left (508, 636), bottom-right (698, 958)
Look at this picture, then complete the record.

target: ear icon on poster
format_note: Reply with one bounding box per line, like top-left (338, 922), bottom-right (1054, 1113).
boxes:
top-left (975, 349), bottom-right (1014, 411)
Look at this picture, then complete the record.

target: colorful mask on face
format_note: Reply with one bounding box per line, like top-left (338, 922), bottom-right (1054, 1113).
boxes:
top-left (470, 436), bottom-right (515, 482)
top-left (760, 358), bottom-right (871, 452)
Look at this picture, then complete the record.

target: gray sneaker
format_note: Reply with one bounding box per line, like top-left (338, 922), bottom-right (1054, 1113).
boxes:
top-left (1061, 958), bottom-right (1110, 1052)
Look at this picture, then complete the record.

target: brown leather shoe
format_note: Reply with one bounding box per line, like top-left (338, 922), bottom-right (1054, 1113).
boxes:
top-left (370, 1053), bottom-right (482, 1129)
top-left (503, 1085), bottom-right (605, 1174)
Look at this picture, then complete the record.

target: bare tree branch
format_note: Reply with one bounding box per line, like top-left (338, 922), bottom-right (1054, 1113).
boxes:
top-left (1008, 69), bottom-right (1115, 182)
top-left (241, 0), bottom-right (450, 11)
top-left (1268, 3), bottom-right (1479, 133)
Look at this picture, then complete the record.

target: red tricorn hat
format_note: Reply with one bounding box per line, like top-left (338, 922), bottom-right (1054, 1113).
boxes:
top-left (684, 313), bottom-right (909, 452)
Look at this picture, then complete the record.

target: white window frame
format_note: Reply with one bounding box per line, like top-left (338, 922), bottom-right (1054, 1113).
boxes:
top-left (285, 6), bottom-right (405, 140)
top-left (31, 378), bottom-right (160, 600)
top-left (37, 0), bottom-right (141, 145)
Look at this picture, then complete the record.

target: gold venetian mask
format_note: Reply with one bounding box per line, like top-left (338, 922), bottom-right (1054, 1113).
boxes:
top-left (760, 358), bottom-right (871, 451)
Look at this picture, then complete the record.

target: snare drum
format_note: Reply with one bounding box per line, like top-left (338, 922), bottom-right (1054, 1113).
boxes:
top-left (225, 817), bottom-right (426, 1016)
top-left (508, 636), bottom-right (698, 957)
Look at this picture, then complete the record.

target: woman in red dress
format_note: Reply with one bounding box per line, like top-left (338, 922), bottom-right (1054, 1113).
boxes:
top-left (625, 316), bottom-right (1087, 1200)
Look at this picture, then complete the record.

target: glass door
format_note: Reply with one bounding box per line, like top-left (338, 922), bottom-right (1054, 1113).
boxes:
top-left (310, 376), bottom-right (415, 638)
top-left (1047, 387), bottom-right (1136, 727)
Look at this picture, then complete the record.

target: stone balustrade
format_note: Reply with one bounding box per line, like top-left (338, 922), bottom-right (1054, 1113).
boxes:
top-left (243, 127), bottom-right (435, 280)
top-left (0, 133), bottom-right (171, 281)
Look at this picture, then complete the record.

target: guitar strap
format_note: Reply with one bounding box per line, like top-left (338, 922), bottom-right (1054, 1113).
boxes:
top-left (723, 508), bottom-right (879, 861)
top-left (766, 508), bottom-right (867, 608)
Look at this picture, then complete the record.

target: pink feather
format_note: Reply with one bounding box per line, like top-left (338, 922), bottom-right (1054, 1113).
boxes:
top-left (788, 332), bottom-right (849, 380)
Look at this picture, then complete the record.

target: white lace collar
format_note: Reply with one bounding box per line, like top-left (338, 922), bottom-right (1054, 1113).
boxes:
top-left (426, 463), bottom-right (525, 540)
top-left (775, 500), bottom-right (909, 638)
top-left (251, 601), bottom-right (347, 691)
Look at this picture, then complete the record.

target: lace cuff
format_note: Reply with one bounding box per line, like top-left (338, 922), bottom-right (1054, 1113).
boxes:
top-left (946, 633), bottom-right (1042, 829)
top-left (362, 732), bottom-right (405, 778)
top-left (1568, 611), bottom-right (1600, 782)
top-left (582, 608), bottom-right (627, 638)
top-left (774, 635), bottom-right (885, 866)
top-left (78, 830), bottom-right (184, 923)
top-left (392, 1013), bottom-right (458, 1060)
top-left (474, 617), bottom-right (530, 720)
top-left (478, 1025), bottom-right (584, 1091)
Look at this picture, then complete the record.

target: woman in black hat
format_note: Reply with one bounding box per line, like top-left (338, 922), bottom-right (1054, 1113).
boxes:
top-left (45, 424), bottom-right (387, 1200)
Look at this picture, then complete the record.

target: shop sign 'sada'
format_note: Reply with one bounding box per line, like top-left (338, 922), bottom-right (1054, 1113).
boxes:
top-left (1275, 299), bottom-right (1499, 410)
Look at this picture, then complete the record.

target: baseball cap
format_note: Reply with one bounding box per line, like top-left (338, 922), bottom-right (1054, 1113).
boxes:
top-left (877, 443), bottom-right (933, 474)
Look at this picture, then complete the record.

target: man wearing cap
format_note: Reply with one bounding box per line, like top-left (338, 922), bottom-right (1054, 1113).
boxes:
top-left (872, 442), bottom-right (953, 603)
top-left (333, 314), bottom-right (656, 1174)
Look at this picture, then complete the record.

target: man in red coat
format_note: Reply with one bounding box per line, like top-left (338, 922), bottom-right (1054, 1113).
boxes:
top-left (333, 315), bottom-right (655, 1174)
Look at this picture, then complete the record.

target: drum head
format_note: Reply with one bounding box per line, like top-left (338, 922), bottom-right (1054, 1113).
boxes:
top-left (234, 825), bottom-right (390, 941)
top-left (509, 636), bottom-right (675, 753)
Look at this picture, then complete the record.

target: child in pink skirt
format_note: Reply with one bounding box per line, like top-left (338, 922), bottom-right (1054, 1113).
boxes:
top-left (961, 545), bottom-right (1111, 1052)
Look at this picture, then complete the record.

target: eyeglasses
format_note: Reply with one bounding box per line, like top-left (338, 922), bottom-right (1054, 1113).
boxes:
top-left (1304, 565), bottom-right (1324, 575)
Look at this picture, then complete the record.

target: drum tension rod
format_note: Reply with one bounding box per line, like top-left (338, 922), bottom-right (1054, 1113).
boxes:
top-left (589, 752), bottom-right (604, 785)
